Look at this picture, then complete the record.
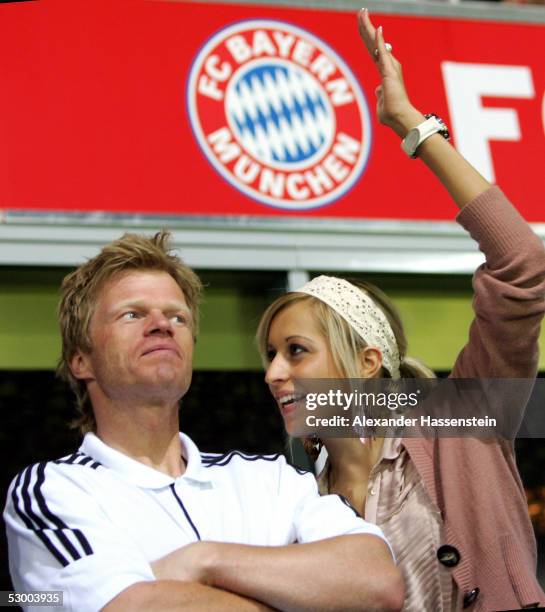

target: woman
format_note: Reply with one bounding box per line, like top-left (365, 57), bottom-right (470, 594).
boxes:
top-left (256, 9), bottom-right (545, 611)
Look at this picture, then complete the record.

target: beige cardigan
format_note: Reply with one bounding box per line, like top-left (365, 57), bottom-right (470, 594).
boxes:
top-left (402, 187), bottom-right (545, 610)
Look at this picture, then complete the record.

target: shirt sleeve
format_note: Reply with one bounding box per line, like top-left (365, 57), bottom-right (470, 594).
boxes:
top-left (275, 457), bottom-right (393, 557)
top-left (452, 186), bottom-right (545, 379)
top-left (4, 461), bottom-right (155, 612)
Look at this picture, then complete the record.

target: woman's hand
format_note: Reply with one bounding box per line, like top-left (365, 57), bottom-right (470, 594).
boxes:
top-left (357, 8), bottom-right (490, 206)
top-left (357, 8), bottom-right (422, 137)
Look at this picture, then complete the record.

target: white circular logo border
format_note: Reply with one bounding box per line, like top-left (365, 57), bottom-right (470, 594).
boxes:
top-left (187, 19), bottom-right (373, 211)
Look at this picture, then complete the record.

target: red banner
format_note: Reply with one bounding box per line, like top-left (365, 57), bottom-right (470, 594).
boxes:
top-left (0, 0), bottom-right (544, 221)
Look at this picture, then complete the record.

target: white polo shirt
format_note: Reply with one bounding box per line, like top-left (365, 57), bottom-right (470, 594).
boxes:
top-left (5, 432), bottom-right (388, 612)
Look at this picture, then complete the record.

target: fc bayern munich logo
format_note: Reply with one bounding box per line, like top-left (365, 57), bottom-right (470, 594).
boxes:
top-left (187, 20), bottom-right (372, 210)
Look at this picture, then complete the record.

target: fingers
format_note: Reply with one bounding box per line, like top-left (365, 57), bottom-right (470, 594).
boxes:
top-left (376, 25), bottom-right (387, 57)
top-left (357, 8), bottom-right (377, 59)
top-left (358, 9), bottom-right (412, 128)
top-left (375, 25), bottom-right (397, 73)
top-left (358, 9), bottom-right (397, 75)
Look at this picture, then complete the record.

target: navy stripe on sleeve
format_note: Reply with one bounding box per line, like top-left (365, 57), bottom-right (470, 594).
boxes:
top-left (54, 453), bottom-right (102, 469)
top-left (35, 463), bottom-right (94, 556)
top-left (202, 450), bottom-right (281, 467)
top-left (33, 463), bottom-right (84, 561)
top-left (53, 453), bottom-right (83, 465)
top-left (77, 456), bottom-right (94, 466)
top-left (291, 465), bottom-right (312, 476)
top-left (12, 462), bottom-right (94, 566)
top-left (11, 470), bottom-right (69, 567)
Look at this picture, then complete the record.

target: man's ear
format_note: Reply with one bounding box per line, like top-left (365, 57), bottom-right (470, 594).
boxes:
top-left (358, 346), bottom-right (383, 378)
top-left (70, 350), bottom-right (94, 381)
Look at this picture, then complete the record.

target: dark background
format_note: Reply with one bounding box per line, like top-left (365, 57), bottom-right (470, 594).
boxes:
top-left (1, 370), bottom-right (544, 592)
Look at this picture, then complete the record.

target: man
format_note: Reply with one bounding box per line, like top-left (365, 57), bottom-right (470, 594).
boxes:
top-left (4, 232), bottom-right (403, 611)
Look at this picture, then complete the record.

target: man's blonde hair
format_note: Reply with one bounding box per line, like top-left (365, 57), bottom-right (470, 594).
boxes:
top-left (57, 231), bottom-right (203, 434)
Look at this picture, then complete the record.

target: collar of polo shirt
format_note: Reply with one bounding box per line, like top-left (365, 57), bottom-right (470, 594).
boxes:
top-left (81, 432), bottom-right (214, 489)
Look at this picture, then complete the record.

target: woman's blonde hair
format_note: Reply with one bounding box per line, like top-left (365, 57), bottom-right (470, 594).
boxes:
top-left (256, 278), bottom-right (435, 379)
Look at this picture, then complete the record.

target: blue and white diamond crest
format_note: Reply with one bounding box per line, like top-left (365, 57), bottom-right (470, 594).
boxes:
top-left (226, 59), bottom-right (335, 171)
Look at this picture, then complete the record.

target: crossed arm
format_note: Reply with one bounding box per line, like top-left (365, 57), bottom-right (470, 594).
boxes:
top-left (104, 534), bottom-right (403, 612)
top-left (103, 579), bottom-right (274, 612)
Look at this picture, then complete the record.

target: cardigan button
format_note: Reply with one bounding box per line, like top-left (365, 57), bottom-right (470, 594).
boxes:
top-left (436, 544), bottom-right (460, 567)
top-left (462, 587), bottom-right (480, 608)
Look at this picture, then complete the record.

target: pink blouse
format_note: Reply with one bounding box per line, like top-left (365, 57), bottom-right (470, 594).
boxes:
top-left (318, 438), bottom-right (461, 611)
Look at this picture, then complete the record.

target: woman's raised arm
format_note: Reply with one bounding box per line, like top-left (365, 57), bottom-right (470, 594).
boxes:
top-left (358, 8), bottom-right (490, 209)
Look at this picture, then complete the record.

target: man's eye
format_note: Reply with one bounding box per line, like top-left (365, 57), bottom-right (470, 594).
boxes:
top-left (172, 314), bottom-right (187, 324)
top-left (122, 311), bottom-right (139, 320)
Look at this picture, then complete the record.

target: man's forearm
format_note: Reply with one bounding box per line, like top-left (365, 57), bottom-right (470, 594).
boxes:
top-left (102, 579), bottom-right (276, 612)
top-left (207, 535), bottom-right (403, 612)
top-left (154, 535), bottom-right (404, 612)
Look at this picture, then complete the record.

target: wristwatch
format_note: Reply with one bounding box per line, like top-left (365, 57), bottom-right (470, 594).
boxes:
top-left (401, 114), bottom-right (450, 158)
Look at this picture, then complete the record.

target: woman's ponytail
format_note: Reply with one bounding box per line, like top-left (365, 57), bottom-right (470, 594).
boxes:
top-left (399, 355), bottom-right (436, 379)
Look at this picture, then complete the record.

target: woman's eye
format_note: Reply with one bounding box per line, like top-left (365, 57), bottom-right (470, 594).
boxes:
top-left (289, 343), bottom-right (306, 356)
top-left (266, 348), bottom-right (276, 362)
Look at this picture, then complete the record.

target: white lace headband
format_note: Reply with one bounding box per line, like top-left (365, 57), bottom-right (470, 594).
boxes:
top-left (297, 275), bottom-right (401, 379)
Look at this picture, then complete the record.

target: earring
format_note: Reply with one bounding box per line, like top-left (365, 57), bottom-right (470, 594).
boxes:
top-left (303, 435), bottom-right (323, 461)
